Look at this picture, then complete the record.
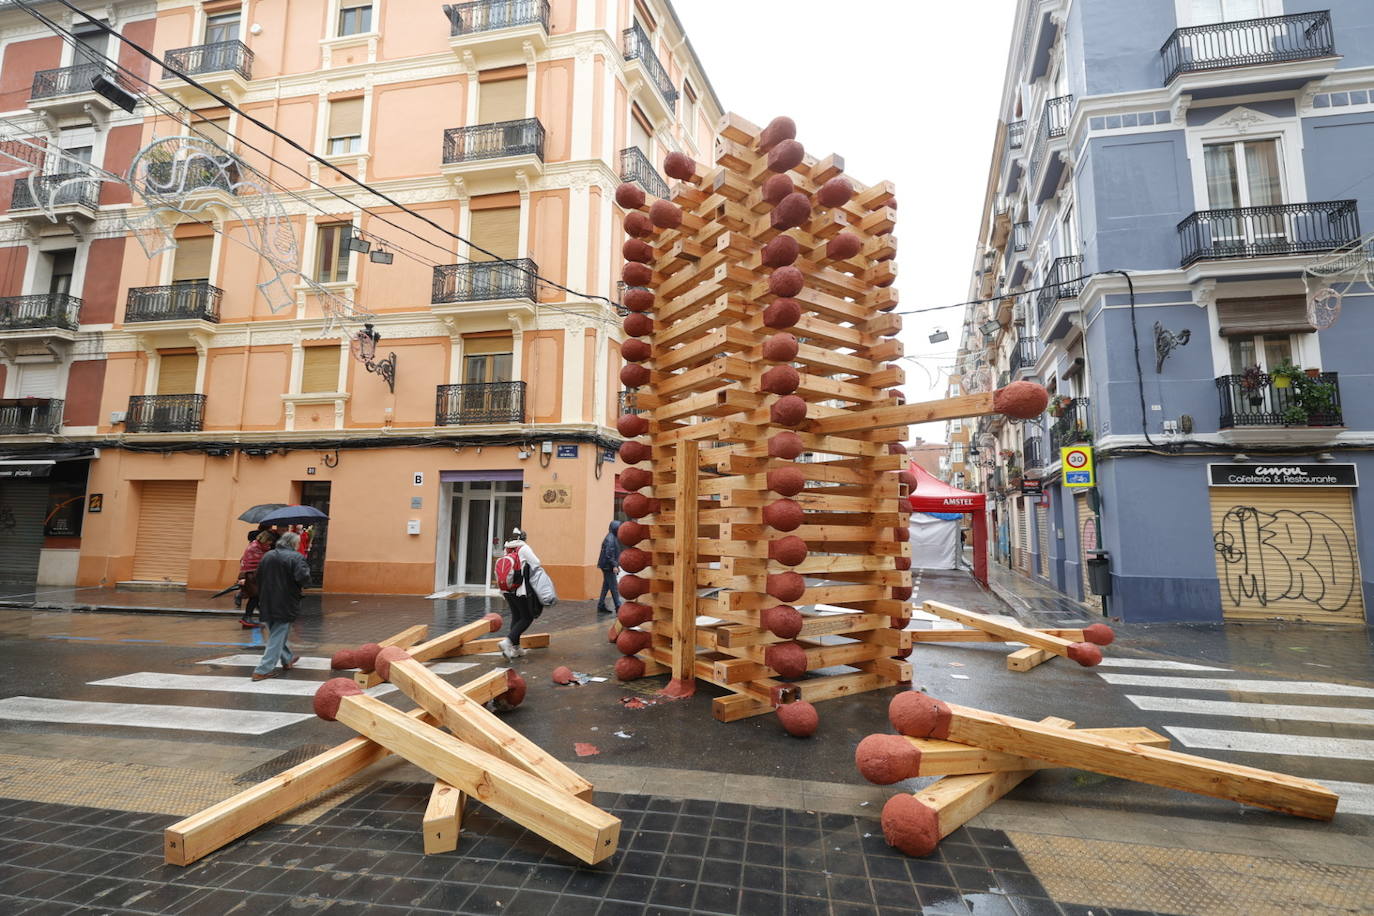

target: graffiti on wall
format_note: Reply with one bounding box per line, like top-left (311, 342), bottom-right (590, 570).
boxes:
top-left (1212, 505), bottom-right (1358, 612)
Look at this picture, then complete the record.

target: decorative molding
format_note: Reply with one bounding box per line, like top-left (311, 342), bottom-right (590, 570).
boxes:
top-left (1192, 280), bottom-right (1217, 310)
top-left (1172, 93), bottom-right (1192, 125)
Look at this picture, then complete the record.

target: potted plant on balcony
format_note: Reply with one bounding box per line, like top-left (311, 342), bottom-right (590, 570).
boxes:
top-left (1304, 367), bottom-right (1323, 379)
top-left (1007, 465), bottom-right (1024, 489)
top-left (1281, 404), bottom-right (1310, 426)
top-left (1295, 377), bottom-right (1338, 425)
top-left (1238, 365), bottom-right (1266, 406)
top-left (1048, 395), bottom-right (1073, 418)
top-left (1270, 358), bottom-right (1301, 389)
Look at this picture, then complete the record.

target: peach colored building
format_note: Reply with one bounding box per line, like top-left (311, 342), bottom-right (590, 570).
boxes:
top-left (0, 0), bottom-right (720, 598)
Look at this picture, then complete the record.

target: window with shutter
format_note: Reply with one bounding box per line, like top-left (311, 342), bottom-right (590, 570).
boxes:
top-left (157, 354), bottom-right (199, 395)
top-left (328, 98), bottom-right (364, 154)
top-left (315, 223), bottom-right (353, 282)
top-left (478, 77), bottom-right (526, 124)
top-left (173, 237), bottom-right (213, 283)
top-left (468, 207), bottom-right (520, 261)
top-left (197, 117), bottom-right (232, 150)
top-left (301, 346), bottom-right (341, 393)
top-left (337, 0), bottom-right (373, 36)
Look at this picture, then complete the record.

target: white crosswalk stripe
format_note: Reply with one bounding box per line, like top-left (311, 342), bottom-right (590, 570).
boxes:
top-left (198, 654), bottom-right (476, 676)
top-left (1097, 673), bottom-right (1374, 698)
top-left (0, 696), bottom-right (311, 734)
top-left (1321, 781), bottom-right (1374, 817)
top-left (1096, 658), bottom-right (1230, 672)
top-left (1125, 694), bottom-right (1374, 726)
top-left (88, 672), bottom-right (399, 698)
top-left (1164, 727), bottom-right (1374, 762)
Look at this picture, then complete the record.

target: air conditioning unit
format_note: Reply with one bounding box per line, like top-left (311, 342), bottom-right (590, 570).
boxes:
top-left (110, 410), bottom-right (127, 424)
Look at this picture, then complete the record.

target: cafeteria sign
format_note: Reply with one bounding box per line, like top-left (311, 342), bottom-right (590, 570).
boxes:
top-left (1208, 463), bottom-right (1357, 487)
top-left (1061, 446), bottom-right (1095, 488)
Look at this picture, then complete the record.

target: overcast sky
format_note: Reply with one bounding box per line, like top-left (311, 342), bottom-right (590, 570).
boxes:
top-left (671, 0), bottom-right (1017, 444)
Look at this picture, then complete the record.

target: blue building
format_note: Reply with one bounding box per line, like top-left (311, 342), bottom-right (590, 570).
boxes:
top-left (963, 0), bottom-right (1373, 624)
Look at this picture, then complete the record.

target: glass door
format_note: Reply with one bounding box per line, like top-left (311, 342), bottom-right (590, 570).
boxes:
top-left (1204, 138), bottom-right (1285, 250)
top-left (448, 480), bottom-right (523, 590)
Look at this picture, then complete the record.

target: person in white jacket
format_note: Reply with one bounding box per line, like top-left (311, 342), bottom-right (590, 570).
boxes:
top-left (500, 528), bottom-right (542, 659)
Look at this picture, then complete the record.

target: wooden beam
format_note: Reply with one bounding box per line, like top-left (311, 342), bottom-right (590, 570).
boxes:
top-left (333, 693), bottom-right (620, 864)
top-left (669, 440), bottom-right (700, 690)
top-left (923, 601), bottom-right (1092, 664)
top-left (900, 727), bottom-right (1169, 776)
top-left (807, 393), bottom-right (997, 436)
top-left (1007, 646), bottom-right (1056, 671)
top-left (163, 668), bottom-right (510, 866)
top-left (384, 655), bottom-right (594, 800)
top-left (453, 633), bottom-right (551, 656)
top-left (355, 616), bottom-right (500, 688)
top-left (422, 781), bottom-right (464, 855)
top-left (907, 628), bottom-right (1085, 643)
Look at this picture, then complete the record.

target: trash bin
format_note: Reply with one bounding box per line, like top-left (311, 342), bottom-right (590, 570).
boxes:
top-left (1086, 549), bottom-right (1112, 596)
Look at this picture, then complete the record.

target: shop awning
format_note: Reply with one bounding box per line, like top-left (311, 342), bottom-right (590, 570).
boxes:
top-left (907, 461), bottom-right (984, 513)
top-left (0, 447), bottom-right (95, 479)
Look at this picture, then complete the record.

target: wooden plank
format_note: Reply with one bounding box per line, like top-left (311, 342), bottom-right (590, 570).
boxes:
top-left (381, 625), bottom-right (429, 649)
top-left (903, 698), bottom-right (1339, 820)
top-left (355, 616), bottom-right (500, 688)
top-left (1007, 646), bottom-right (1056, 672)
top-left (385, 656), bottom-right (594, 801)
top-left (670, 441), bottom-right (700, 689)
top-left (449, 633), bottom-right (551, 656)
top-left (900, 727), bottom-right (1170, 776)
top-left (907, 628), bottom-right (1085, 644)
top-left (922, 601), bottom-right (1084, 662)
top-left (333, 693), bottom-right (620, 864)
top-left (422, 781), bottom-right (464, 855)
top-left (807, 393), bottom-right (998, 436)
top-left (163, 668), bottom-right (511, 866)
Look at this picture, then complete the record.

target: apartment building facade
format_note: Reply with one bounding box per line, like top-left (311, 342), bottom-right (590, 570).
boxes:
top-left (0, 0), bottom-right (720, 598)
top-left (962, 0), bottom-right (1374, 623)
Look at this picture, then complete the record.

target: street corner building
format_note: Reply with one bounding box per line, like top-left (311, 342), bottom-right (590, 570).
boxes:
top-left (955, 0), bottom-right (1374, 625)
top-left (0, 0), bottom-right (722, 599)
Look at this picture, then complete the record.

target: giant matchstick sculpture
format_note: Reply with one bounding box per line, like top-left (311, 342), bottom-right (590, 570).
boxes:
top-left (609, 113), bottom-right (1049, 724)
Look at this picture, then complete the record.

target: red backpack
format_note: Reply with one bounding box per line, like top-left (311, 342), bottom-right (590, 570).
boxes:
top-left (494, 548), bottom-right (522, 592)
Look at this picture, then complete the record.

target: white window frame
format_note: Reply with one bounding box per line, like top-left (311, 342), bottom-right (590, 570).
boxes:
top-left (312, 221), bottom-right (357, 285)
top-left (1202, 279), bottom-right (1321, 375)
top-left (1174, 0), bottom-right (1282, 28)
top-left (1184, 106), bottom-right (1306, 214)
top-left (332, 0), bottom-right (377, 38)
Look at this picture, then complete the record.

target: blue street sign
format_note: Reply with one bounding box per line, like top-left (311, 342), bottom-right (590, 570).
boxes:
top-left (1065, 471), bottom-right (1091, 485)
top-left (556, 444), bottom-right (579, 459)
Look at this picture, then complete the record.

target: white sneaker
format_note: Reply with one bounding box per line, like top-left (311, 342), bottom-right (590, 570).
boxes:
top-left (515, 645), bottom-right (529, 658)
top-left (498, 637), bottom-right (515, 660)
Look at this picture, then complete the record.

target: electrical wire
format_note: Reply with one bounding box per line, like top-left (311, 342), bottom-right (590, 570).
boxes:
top-left (37, 0), bottom-right (619, 311)
top-left (1106, 268), bottom-right (1156, 447)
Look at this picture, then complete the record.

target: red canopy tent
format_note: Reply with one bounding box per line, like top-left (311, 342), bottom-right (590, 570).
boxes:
top-left (906, 461), bottom-right (988, 587)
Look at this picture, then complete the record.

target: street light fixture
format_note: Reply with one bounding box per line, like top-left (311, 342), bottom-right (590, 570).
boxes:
top-left (981, 318), bottom-right (1001, 337)
top-left (351, 323), bottom-right (397, 393)
top-left (928, 328), bottom-right (950, 344)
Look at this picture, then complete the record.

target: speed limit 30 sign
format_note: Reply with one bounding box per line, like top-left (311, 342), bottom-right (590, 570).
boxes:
top-left (1061, 446), bottom-right (1095, 488)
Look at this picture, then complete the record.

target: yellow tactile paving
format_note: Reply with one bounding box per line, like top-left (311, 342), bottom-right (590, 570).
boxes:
top-left (1010, 831), bottom-right (1374, 916)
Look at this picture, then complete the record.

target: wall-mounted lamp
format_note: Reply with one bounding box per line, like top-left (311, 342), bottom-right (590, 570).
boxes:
top-left (928, 328), bottom-right (949, 344)
top-left (1154, 321), bottom-right (1191, 373)
top-left (346, 235), bottom-right (372, 254)
top-left (368, 248), bottom-right (394, 264)
top-left (980, 319), bottom-right (1001, 337)
top-left (351, 323), bottom-right (397, 393)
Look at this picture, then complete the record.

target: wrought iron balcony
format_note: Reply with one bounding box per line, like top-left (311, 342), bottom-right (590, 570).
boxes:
top-left (1041, 94), bottom-right (1073, 140)
top-left (163, 40), bottom-right (254, 80)
top-left (10, 173), bottom-right (100, 212)
top-left (1013, 221), bottom-right (1031, 252)
top-left (1161, 11), bottom-right (1335, 84)
top-left (1034, 254), bottom-right (1084, 325)
top-left (1217, 372), bottom-right (1342, 429)
top-left (0, 398), bottom-right (63, 435)
top-left (436, 381), bottom-right (525, 425)
top-left (619, 147), bottom-right (668, 200)
top-left (30, 62), bottom-right (131, 101)
top-left (432, 258), bottom-right (538, 304)
top-left (0, 294), bottom-right (81, 331)
top-left (143, 158), bottom-right (240, 194)
top-left (1022, 433), bottom-right (1045, 470)
top-left (442, 118), bottom-right (545, 164)
top-left (1049, 397), bottom-right (1091, 452)
top-left (444, 0), bottom-right (550, 35)
top-left (126, 394), bottom-right (206, 433)
top-left (1009, 337), bottom-right (1039, 374)
top-left (125, 282), bottom-right (223, 323)
top-left (618, 389), bottom-right (645, 416)
top-left (623, 22), bottom-right (677, 111)
top-left (1178, 200), bottom-right (1359, 266)
top-left (1007, 120), bottom-right (1026, 151)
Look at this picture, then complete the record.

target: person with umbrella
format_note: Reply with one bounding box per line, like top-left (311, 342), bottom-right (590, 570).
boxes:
top-left (236, 528), bottom-right (277, 628)
top-left (251, 530), bottom-right (311, 681)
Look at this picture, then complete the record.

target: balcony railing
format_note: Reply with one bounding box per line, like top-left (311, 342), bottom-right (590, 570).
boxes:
top-left (1217, 372), bottom-right (1342, 429)
top-left (433, 258), bottom-right (538, 303)
top-left (126, 394), bottom-right (206, 433)
top-left (1010, 337), bottom-right (1039, 374)
top-left (619, 389), bottom-right (645, 416)
top-left (619, 147), bottom-right (668, 200)
top-left (1035, 254), bottom-right (1084, 324)
top-left (442, 118), bottom-right (545, 165)
top-left (1178, 200), bottom-right (1359, 266)
top-left (1007, 120), bottom-right (1026, 151)
top-left (1161, 11), bottom-right (1335, 84)
top-left (30, 62), bottom-right (133, 101)
top-left (623, 22), bottom-right (677, 110)
top-left (1013, 221), bottom-right (1031, 252)
top-left (1049, 397), bottom-right (1091, 452)
top-left (1023, 434), bottom-right (1045, 470)
top-left (143, 158), bottom-right (240, 194)
top-left (436, 381), bottom-right (525, 425)
top-left (163, 40), bottom-right (254, 80)
top-left (444, 0), bottom-right (550, 36)
top-left (10, 173), bottom-right (100, 211)
top-left (125, 282), bottom-right (222, 323)
top-left (0, 294), bottom-right (81, 331)
top-left (0, 398), bottom-right (63, 435)
top-left (1028, 95), bottom-right (1073, 189)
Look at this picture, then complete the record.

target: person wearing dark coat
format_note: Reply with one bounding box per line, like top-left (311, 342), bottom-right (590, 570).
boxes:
top-left (596, 520), bottom-right (622, 615)
top-left (251, 531), bottom-right (312, 681)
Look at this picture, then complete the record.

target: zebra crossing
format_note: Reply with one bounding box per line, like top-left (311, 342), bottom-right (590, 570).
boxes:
top-left (0, 654), bottom-right (477, 737)
top-left (1091, 656), bottom-right (1374, 817)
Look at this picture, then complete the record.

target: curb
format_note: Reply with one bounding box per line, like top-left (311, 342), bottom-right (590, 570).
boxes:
top-left (0, 601), bottom-right (241, 618)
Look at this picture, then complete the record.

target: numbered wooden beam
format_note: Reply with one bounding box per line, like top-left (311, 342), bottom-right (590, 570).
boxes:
top-left (318, 684), bottom-right (620, 864)
top-left (422, 781), bottom-right (464, 855)
top-left (164, 668), bottom-right (511, 866)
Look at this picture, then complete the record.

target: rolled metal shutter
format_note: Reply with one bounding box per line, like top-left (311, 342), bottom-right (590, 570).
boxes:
top-left (157, 354), bottom-right (198, 395)
top-left (0, 480), bottom-right (49, 583)
top-left (468, 207), bottom-right (520, 261)
top-left (301, 345), bottom-right (341, 393)
top-left (1075, 495), bottom-right (1102, 611)
top-left (1016, 498), bottom-right (1030, 571)
top-left (1036, 503), bottom-right (1050, 578)
top-left (173, 237), bottom-right (213, 282)
top-left (1210, 486), bottom-right (1364, 623)
top-left (328, 97), bottom-right (364, 140)
top-left (132, 480), bottom-right (198, 582)
top-left (478, 77), bottom-right (526, 123)
top-left (14, 363), bottom-right (59, 398)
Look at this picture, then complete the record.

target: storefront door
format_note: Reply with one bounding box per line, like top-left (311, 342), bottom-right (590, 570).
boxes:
top-left (300, 481), bottom-right (330, 588)
top-left (1075, 494), bottom-right (1102, 611)
top-left (0, 480), bottom-right (49, 584)
top-left (446, 480), bottom-right (522, 591)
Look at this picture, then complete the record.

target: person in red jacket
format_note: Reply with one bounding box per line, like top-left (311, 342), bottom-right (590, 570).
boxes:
top-left (237, 529), bottom-right (277, 628)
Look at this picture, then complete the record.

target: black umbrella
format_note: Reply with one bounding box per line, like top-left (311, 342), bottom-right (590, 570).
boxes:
top-left (238, 503), bottom-right (287, 523)
top-left (258, 505), bottom-right (329, 527)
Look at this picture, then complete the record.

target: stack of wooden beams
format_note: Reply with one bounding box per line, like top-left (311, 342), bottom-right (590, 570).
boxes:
top-left (856, 692), bottom-right (1338, 857)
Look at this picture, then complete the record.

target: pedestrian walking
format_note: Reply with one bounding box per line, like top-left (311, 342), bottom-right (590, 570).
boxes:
top-left (498, 528), bottom-right (545, 661)
top-left (250, 530), bottom-right (311, 681)
top-left (596, 520), bottom-right (622, 615)
top-left (237, 528), bottom-right (277, 628)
